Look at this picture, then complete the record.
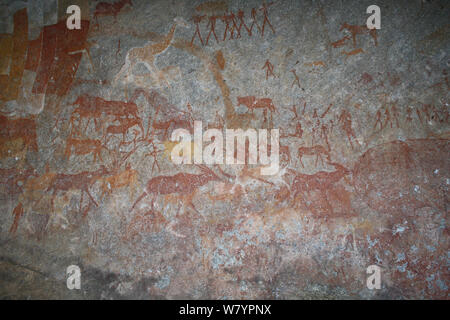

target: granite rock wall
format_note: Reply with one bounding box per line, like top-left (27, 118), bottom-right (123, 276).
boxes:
top-left (0, 0), bottom-right (448, 299)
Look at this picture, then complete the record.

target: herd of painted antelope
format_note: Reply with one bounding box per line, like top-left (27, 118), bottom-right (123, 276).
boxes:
top-left (0, 1), bottom-right (448, 242)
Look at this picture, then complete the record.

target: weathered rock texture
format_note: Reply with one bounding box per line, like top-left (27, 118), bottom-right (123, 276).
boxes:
top-left (0, 0), bottom-right (448, 299)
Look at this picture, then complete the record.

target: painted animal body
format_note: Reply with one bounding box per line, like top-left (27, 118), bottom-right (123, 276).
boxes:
top-left (71, 94), bottom-right (140, 132)
top-left (339, 23), bottom-right (377, 47)
top-left (169, 114), bottom-right (194, 134)
top-left (46, 166), bottom-right (109, 215)
top-left (105, 117), bottom-right (144, 142)
top-left (23, 172), bottom-right (57, 200)
top-left (94, 0), bottom-right (132, 23)
top-left (114, 18), bottom-right (188, 84)
top-left (331, 36), bottom-right (351, 48)
top-left (237, 96), bottom-right (277, 113)
top-left (305, 61), bottom-right (325, 67)
top-left (291, 163), bottom-right (349, 196)
top-left (130, 88), bottom-right (182, 116)
top-left (65, 138), bottom-right (108, 162)
top-left (297, 145), bottom-right (330, 167)
top-left (148, 103), bottom-right (193, 139)
top-left (131, 165), bottom-right (221, 212)
top-left (0, 116), bottom-right (38, 152)
top-left (72, 94), bottom-right (139, 118)
top-left (289, 163), bottom-right (352, 217)
top-left (342, 48), bottom-right (364, 58)
top-left (107, 101), bottom-right (140, 120)
top-left (151, 119), bottom-right (174, 139)
top-left (100, 165), bottom-right (138, 199)
top-left (70, 96), bottom-right (103, 131)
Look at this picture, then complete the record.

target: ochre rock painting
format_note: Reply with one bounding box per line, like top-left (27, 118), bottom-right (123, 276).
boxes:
top-left (0, 0), bottom-right (448, 300)
top-left (0, 6), bottom-right (90, 117)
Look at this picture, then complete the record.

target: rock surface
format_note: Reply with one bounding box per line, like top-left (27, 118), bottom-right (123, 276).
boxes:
top-left (0, 0), bottom-right (448, 299)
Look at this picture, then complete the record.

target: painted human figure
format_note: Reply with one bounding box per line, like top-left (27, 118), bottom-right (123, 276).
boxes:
top-left (383, 107), bottom-right (392, 129)
top-left (236, 9), bottom-right (250, 37)
top-left (291, 69), bottom-right (301, 88)
top-left (259, 2), bottom-right (275, 36)
top-left (405, 107), bottom-right (413, 123)
top-left (248, 8), bottom-right (261, 36)
top-left (338, 109), bottom-right (359, 149)
top-left (222, 11), bottom-right (238, 40)
top-left (373, 109), bottom-right (383, 130)
top-left (190, 15), bottom-right (206, 46)
top-left (391, 104), bottom-right (400, 127)
top-left (321, 123), bottom-right (330, 151)
top-left (206, 15), bottom-right (220, 45)
top-left (262, 59), bottom-right (275, 80)
top-left (293, 122), bottom-right (303, 139)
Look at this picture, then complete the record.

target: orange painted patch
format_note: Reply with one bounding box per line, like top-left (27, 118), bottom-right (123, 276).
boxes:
top-left (25, 33), bottom-right (43, 72)
top-left (0, 36), bottom-right (13, 75)
top-left (342, 48), bottom-right (364, 57)
top-left (305, 61), bottom-right (325, 67)
top-left (216, 50), bottom-right (225, 70)
top-left (0, 8), bottom-right (28, 102)
top-left (33, 19), bottom-right (90, 96)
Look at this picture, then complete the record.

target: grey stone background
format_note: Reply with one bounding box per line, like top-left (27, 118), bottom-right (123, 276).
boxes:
top-left (0, 0), bottom-right (448, 299)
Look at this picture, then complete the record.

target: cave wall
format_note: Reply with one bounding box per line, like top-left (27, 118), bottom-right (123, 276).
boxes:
top-left (0, 0), bottom-right (448, 299)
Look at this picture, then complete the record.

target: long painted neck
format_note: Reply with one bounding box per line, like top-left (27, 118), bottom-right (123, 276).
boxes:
top-left (162, 24), bottom-right (177, 48)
